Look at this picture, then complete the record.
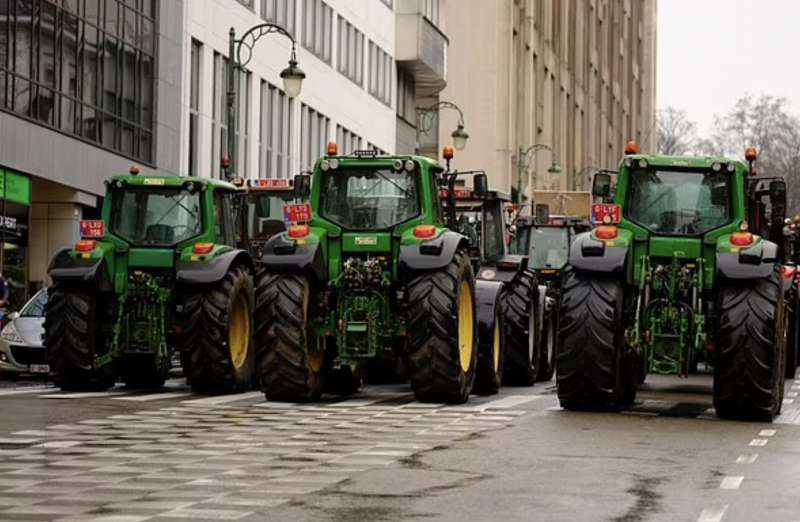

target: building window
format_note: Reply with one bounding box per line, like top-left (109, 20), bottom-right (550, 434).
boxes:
top-left (0, 0), bottom-right (157, 164)
top-left (211, 52), bottom-right (230, 178)
top-left (300, 103), bottom-right (329, 170)
top-left (396, 67), bottom-right (415, 123)
top-left (337, 16), bottom-right (364, 85)
top-left (336, 125), bottom-right (362, 155)
top-left (369, 42), bottom-right (392, 106)
top-left (189, 39), bottom-right (202, 176)
top-left (302, 0), bottom-right (332, 64)
top-left (262, 0), bottom-right (296, 36)
top-left (260, 81), bottom-right (294, 179)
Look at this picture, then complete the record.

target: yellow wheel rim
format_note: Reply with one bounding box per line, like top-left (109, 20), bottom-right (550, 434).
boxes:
top-left (493, 320), bottom-right (501, 371)
top-left (228, 293), bottom-right (251, 370)
top-left (458, 281), bottom-right (474, 372)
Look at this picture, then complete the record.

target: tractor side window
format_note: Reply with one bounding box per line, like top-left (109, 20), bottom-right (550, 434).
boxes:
top-left (215, 192), bottom-right (236, 247)
top-left (483, 204), bottom-right (505, 260)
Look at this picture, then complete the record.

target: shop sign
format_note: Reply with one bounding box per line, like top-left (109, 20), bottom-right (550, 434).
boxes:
top-left (0, 169), bottom-right (31, 206)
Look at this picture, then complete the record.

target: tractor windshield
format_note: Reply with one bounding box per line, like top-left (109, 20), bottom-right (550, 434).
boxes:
top-left (248, 191), bottom-right (293, 240)
top-left (110, 188), bottom-right (203, 246)
top-left (319, 169), bottom-right (420, 230)
top-left (626, 169), bottom-right (729, 235)
top-left (529, 227), bottom-right (570, 269)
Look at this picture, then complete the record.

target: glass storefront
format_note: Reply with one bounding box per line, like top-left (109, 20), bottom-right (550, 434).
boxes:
top-left (0, 168), bottom-right (30, 309)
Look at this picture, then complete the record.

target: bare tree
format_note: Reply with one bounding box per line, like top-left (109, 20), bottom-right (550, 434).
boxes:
top-left (656, 107), bottom-right (699, 155)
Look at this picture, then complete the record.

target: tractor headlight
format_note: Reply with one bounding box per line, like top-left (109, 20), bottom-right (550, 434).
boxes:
top-left (329, 158), bottom-right (339, 170)
top-left (393, 159), bottom-right (403, 171)
top-left (404, 160), bottom-right (415, 172)
top-left (726, 163), bottom-right (735, 173)
top-left (637, 159), bottom-right (648, 169)
top-left (712, 162), bottom-right (722, 172)
top-left (320, 160), bottom-right (331, 171)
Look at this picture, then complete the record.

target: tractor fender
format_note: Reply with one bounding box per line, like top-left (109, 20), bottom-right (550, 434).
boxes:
top-left (48, 248), bottom-right (113, 292)
top-left (176, 249), bottom-right (254, 284)
top-left (475, 255), bottom-right (528, 283)
top-left (475, 279), bottom-right (504, 358)
top-left (568, 232), bottom-right (628, 274)
top-left (260, 235), bottom-right (327, 281)
top-left (716, 240), bottom-right (778, 280)
top-left (399, 231), bottom-right (469, 273)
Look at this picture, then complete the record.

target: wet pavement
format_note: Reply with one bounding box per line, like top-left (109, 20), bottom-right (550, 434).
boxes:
top-left (0, 372), bottom-right (799, 521)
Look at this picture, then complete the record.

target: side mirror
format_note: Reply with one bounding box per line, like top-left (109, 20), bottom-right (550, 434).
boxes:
top-left (770, 180), bottom-right (787, 222)
top-left (535, 204), bottom-right (550, 224)
top-left (592, 172), bottom-right (612, 199)
top-left (473, 173), bottom-right (488, 198)
top-left (294, 174), bottom-right (311, 200)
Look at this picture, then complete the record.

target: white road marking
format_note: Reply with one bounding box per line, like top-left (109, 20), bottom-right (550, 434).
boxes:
top-left (698, 505), bottom-right (728, 522)
top-left (786, 391), bottom-right (798, 398)
top-left (42, 391), bottom-right (127, 399)
top-left (736, 454), bottom-right (758, 464)
top-left (749, 438), bottom-right (768, 447)
top-left (113, 392), bottom-right (193, 402)
top-left (181, 391), bottom-right (264, 406)
top-left (719, 476), bottom-right (743, 490)
top-left (0, 386), bottom-right (56, 397)
top-left (33, 440), bottom-right (82, 449)
top-left (758, 429), bottom-right (776, 437)
top-left (783, 398), bottom-right (795, 405)
top-left (473, 395), bottom-right (542, 410)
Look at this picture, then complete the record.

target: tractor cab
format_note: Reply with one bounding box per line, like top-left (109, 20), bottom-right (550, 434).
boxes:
top-left (512, 214), bottom-right (583, 281)
top-left (239, 178), bottom-right (299, 259)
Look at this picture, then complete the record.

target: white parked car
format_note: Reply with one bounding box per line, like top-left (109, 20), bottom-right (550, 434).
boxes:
top-left (0, 288), bottom-right (48, 375)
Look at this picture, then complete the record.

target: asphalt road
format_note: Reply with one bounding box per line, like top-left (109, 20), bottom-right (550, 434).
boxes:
top-left (0, 371), bottom-right (799, 522)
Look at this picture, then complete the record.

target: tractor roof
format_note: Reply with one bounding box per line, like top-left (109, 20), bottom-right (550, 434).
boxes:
top-left (107, 174), bottom-right (239, 191)
top-left (621, 154), bottom-right (747, 170)
top-left (318, 153), bottom-right (443, 170)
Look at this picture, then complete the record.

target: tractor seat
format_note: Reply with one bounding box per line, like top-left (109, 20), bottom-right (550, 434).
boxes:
top-left (257, 219), bottom-right (287, 240)
top-left (145, 224), bottom-right (174, 243)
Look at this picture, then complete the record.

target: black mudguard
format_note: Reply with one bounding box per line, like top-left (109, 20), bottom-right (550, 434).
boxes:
top-left (568, 232), bottom-right (628, 274)
top-left (475, 255), bottom-right (528, 284)
top-left (176, 249), bottom-right (254, 284)
top-left (48, 248), bottom-right (113, 292)
top-left (399, 231), bottom-right (469, 273)
top-left (259, 235), bottom-right (326, 281)
top-left (475, 279), bottom-right (504, 364)
top-left (717, 240), bottom-right (778, 280)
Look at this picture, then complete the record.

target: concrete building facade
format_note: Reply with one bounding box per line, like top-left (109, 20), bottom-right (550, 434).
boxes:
top-left (439, 0), bottom-right (657, 202)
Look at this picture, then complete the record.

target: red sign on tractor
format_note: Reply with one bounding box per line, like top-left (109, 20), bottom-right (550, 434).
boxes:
top-left (80, 220), bottom-right (105, 239)
top-left (283, 203), bottom-right (312, 224)
top-left (591, 203), bottom-right (622, 225)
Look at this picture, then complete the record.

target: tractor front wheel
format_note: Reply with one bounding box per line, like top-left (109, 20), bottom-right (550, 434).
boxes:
top-left (255, 273), bottom-right (328, 401)
top-left (406, 249), bottom-right (477, 403)
top-left (177, 265), bottom-right (255, 394)
top-left (556, 273), bottom-right (632, 410)
top-left (501, 271), bottom-right (539, 386)
top-left (44, 285), bottom-right (115, 391)
top-left (714, 272), bottom-right (785, 421)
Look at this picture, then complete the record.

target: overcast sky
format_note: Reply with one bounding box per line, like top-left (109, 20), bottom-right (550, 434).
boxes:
top-left (658, 0), bottom-right (800, 135)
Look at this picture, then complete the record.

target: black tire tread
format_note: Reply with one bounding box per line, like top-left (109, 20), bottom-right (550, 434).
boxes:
top-left (501, 271), bottom-right (538, 386)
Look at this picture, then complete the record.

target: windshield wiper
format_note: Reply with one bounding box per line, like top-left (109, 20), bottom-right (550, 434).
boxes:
top-left (372, 170), bottom-right (413, 199)
top-left (154, 194), bottom-right (199, 227)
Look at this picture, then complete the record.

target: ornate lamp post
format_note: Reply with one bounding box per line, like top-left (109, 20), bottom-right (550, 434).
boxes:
top-left (418, 101), bottom-right (470, 151)
top-left (225, 24), bottom-right (305, 180)
top-left (516, 144), bottom-right (562, 205)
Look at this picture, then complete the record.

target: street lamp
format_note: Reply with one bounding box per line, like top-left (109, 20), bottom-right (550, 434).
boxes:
top-left (418, 101), bottom-right (470, 151)
top-left (226, 24), bottom-right (305, 180)
top-left (516, 144), bottom-right (562, 205)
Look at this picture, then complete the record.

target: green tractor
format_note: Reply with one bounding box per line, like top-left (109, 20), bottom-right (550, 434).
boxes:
top-left (44, 174), bottom-right (257, 393)
top-left (255, 149), bottom-right (511, 403)
top-left (557, 146), bottom-right (789, 421)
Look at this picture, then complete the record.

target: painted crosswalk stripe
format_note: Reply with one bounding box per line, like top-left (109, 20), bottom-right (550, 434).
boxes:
top-left (719, 476), bottom-right (743, 490)
top-left (181, 391), bottom-right (264, 406)
top-left (698, 505), bottom-right (728, 522)
top-left (114, 392), bottom-right (194, 402)
top-left (736, 454), bottom-right (758, 464)
top-left (42, 391), bottom-right (128, 399)
top-left (749, 438), bottom-right (768, 447)
top-left (0, 386), bottom-right (56, 397)
top-left (472, 395), bottom-right (542, 410)
top-left (758, 429), bottom-right (776, 437)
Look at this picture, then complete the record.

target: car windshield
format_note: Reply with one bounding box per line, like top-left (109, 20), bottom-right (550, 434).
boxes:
top-left (319, 168), bottom-right (420, 230)
top-left (248, 192), bottom-right (294, 240)
top-left (626, 169), bottom-right (730, 235)
top-left (529, 227), bottom-right (570, 269)
top-left (110, 188), bottom-right (203, 246)
top-left (19, 289), bottom-right (47, 317)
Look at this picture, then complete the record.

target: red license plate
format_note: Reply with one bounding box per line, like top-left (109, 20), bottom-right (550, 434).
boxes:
top-left (591, 203), bottom-right (621, 225)
top-left (283, 203), bottom-right (312, 224)
top-left (80, 220), bottom-right (105, 239)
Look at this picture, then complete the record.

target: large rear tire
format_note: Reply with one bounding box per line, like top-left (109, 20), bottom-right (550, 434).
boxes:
top-left (556, 272), bottom-right (632, 410)
top-left (406, 249), bottom-right (477, 403)
top-left (255, 273), bottom-right (328, 401)
top-left (44, 285), bottom-right (115, 391)
top-left (501, 271), bottom-right (539, 386)
top-left (714, 272), bottom-right (785, 422)
top-left (176, 265), bottom-right (255, 394)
